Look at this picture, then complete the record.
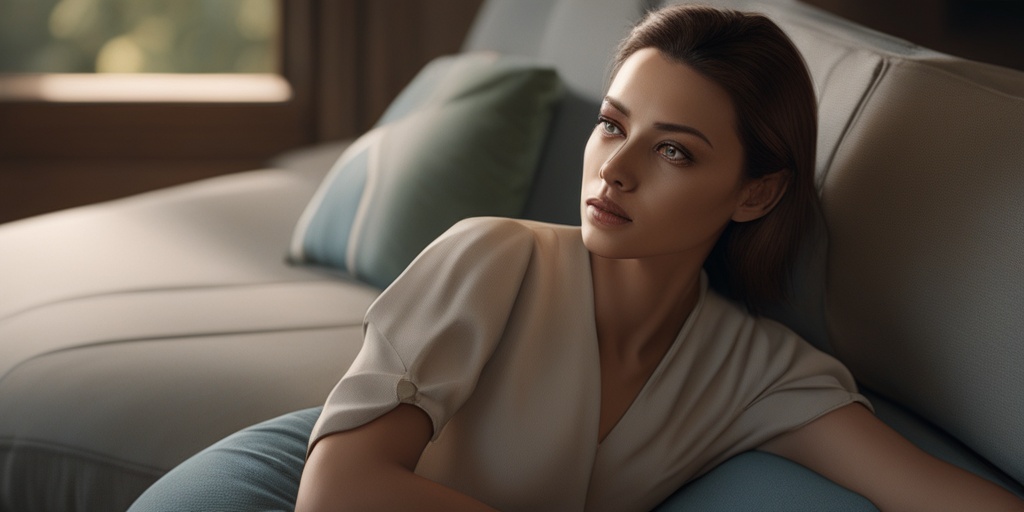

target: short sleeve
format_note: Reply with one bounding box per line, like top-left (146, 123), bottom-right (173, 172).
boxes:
top-left (728, 317), bottom-right (872, 453)
top-left (308, 217), bottom-right (537, 452)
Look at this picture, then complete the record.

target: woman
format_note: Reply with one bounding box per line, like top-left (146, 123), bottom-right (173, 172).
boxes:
top-left (296, 5), bottom-right (1023, 511)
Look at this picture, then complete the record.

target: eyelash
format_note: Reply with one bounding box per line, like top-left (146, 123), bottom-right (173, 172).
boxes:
top-left (596, 116), bottom-right (694, 165)
top-left (656, 142), bottom-right (693, 165)
top-left (597, 116), bottom-right (623, 136)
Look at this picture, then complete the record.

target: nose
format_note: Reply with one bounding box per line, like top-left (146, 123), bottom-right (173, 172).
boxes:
top-left (598, 142), bottom-right (637, 191)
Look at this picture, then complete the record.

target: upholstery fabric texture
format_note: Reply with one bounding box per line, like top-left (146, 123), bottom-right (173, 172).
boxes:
top-left (0, 165), bottom-right (377, 512)
top-left (127, 408), bottom-right (322, 512)
top-left (290, 52), bottom-right (563, 288)
top-left (821, 56), bottom-right (1024, 484)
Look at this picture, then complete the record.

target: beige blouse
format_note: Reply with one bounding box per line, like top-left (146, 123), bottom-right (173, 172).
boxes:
top-left (310, 216), bottom-right (869, 512)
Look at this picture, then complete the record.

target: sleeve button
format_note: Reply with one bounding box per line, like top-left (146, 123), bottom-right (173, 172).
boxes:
top-left (396, 379), bottom-right (418, 402)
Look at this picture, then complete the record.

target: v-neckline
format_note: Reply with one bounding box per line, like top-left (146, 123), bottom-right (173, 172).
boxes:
top-left (581, 249), bottom-right (708, 448)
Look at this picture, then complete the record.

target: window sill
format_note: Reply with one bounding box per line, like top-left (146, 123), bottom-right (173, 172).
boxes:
top-left (0, 73), bottom-right (292, 103)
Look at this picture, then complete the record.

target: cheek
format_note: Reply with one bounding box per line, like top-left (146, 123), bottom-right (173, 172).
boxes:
top-left (658, 180), bottom-right (741, 227)
top-left (582, 130), bottom-right (605, 177)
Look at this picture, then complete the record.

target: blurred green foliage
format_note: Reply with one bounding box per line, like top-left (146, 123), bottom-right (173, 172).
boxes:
top-left (0, 0), bottom-right (278, 73)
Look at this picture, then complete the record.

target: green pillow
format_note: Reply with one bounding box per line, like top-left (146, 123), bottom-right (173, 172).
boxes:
top-left (290, 52), bottom-right (562, 288)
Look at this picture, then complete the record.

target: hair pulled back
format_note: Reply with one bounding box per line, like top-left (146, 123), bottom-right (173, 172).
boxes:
top-left (613, 4), bottom-right (820, 313)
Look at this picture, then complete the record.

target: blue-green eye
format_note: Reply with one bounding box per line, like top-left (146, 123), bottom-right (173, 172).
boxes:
top-left (657, 143), bottom-right (692, 164)
top-left (598, 117), bottom-right (623, 136)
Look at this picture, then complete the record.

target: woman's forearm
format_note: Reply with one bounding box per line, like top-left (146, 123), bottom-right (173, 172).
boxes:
top-left (761, 404), bottom-right (1024, 511)
top-left (294, 458), bottom-right (497, 512)
top-left (295, 404), bottom-right (498, 512)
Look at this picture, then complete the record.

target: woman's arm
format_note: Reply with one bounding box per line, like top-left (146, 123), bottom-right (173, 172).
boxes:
top-left (759, 403), bottom-right (1024, 511)
top-left (294, 404), bottom-right (498, 512)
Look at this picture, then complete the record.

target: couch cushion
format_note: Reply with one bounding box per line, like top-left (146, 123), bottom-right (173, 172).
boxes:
top-left (0, 167), bottom-right (331, 323)
top-left (289, 52), bottom-right (562, 288)
top-left (533, 0), bottom-right (649, 100)
top-left (821, 54), bottom-right (1024, 483)
top-left (0, 158), bottom-right (380, 511)
top-left (127, 408), bottom-right (322, 512)
top-left (0, 321), bottom-right (370, 512)
top-left (461, 0), bottom-right (560, 58)
top-left (464, 0), bottom-right (647, 99)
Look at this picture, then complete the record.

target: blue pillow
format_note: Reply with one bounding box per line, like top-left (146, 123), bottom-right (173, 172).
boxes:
top-left (128, 408), bottom-right (877, 512)
top-left (290, 53), bottom-right (562, 288)
top-left (127, 408), bottom-right (321, 512)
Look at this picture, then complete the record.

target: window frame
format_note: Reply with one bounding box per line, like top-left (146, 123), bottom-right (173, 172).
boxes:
top-left (0, 0), bottom-right (359, 163)
top-left (0, 0), bottom-right (481, 223)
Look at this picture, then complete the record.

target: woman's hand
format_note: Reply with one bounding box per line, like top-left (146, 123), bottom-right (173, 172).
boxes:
top-left (760, 403), bottom-right (1024, 511)
top-left (294, 404), bottom-right (498, 512)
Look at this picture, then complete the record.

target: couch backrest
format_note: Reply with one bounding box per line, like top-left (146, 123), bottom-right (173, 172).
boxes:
top-left (801, 23), bottom-right (1024, 490)
top-left (823, 53), bottom-right (1024, 484)
top-left (464, 0), bottom-right (652, 224)
top-left (672, 0), bottom-right (1024, 485)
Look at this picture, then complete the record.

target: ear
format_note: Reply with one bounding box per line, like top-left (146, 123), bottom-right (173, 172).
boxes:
top-left (732, 170), bottom-right (790, 223)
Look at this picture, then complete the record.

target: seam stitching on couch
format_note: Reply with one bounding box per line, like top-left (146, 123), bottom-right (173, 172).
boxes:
top-left (0, 323), bottom-right (361, 393)
top-left (0, 278), bottom-right (375, 324)
top-left (815, 54), bottom-right (887, 188)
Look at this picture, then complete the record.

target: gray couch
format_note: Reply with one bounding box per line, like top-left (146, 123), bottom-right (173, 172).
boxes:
top-left (2, 0), bottom-right (1023, 510)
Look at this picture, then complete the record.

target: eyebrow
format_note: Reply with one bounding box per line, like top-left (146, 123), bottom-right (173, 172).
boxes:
top-left (603, 96), bottom-right (714, 149)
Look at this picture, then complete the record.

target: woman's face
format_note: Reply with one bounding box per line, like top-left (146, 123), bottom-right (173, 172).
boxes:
top-left (581, 48), bottom-right (748, 264)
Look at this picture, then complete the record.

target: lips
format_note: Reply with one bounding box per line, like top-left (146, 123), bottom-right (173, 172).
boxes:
top-left (586, 196), bottom-right (632, 222)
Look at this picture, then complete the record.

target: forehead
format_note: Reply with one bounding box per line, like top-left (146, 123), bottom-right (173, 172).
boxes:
top-left (607, 48), bottom-right (737, 132)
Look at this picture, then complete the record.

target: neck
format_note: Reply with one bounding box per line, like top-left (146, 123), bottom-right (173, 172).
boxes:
top-left (590, 252), bottom-right (704, 359)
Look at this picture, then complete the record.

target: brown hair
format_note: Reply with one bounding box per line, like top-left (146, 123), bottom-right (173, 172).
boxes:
top-left (612, 4), bottom-right (820, 313)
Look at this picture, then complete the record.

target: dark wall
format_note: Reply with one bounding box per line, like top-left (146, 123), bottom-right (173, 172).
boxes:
top-left (803, 0), bottom-right (1024, 72)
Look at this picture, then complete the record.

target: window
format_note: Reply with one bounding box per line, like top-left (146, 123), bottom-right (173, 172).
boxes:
top-left (0, 0), bottom-right (481, 223)
top-left (0, 0), bottom-right (278, 74)
top-left (0, 0), bottom-right (288, 103)
top-left (0, 0), bottom-right (322, 222)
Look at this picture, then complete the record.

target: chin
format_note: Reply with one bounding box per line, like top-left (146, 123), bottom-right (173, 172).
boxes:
top-left (581, 225), bottom-right (635, 260)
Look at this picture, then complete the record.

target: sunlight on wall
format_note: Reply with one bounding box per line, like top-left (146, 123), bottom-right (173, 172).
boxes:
top-left (0, 73), bottom-right (292, 102)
